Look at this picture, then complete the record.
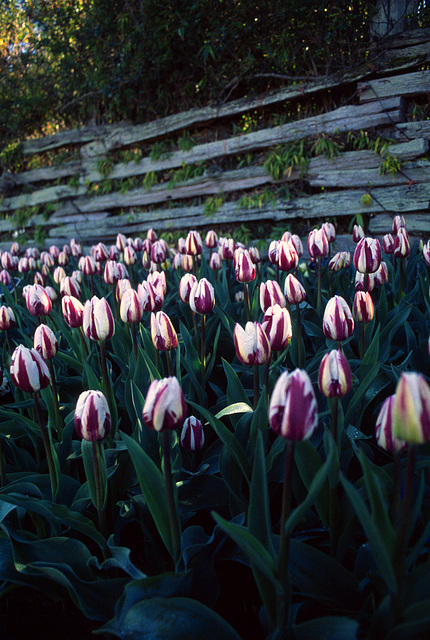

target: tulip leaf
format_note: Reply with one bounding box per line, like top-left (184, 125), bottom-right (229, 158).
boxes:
top-left (203, 322), bottom-right (221, 385)
top-left (294, 439), bottom-right (330, 527)
top-left (294, 616), bottom-right (360, 640)
top-left (340, 473), bottom-right (397, 593)
top-left (214, 402), bottom-right (253, 420)
top-left (249, 430), bottom-right (275, 559)
top-left (81, 440), bottom-right (108, 510)
top-left (343, 360), bottom-right (380, 429)
top-left (120, 431), bottom-right (173, 557)
top-left (379, 302), bottom-right (411, 363)
top-left (188, 401), bottom-right (251, 482)
top-left (222, 358), bottom-right (252, 408)
top-left (56, 350), bottom-right (84, 375)
top-left (97, 595), bottom-right (242, 639)
top-left (212, 512), bottom-right (282, 594)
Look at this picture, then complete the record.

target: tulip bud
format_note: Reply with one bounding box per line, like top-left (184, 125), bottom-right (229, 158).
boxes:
top-left (147, 228), bottom-right (158, 243)
top-left (205, 230), bottom-right (218, 249)
top-left (138, 280), bottom-right (164, 312)
top-left (180, 416), bottom-right (205, 452)
top-left (151, 240), bottom-right (167, 264)
top-left (18, 257), bottom-right (30, 273)
top-left (143, 376), bottom-right (187, 432)
top-left (81, 255), bottom-right (97, 276)
top-left (0, 270), bottom-right (12, 286)
top-left (375, 395), bottom-right (406, 452)
top-left (181, 254), bottom-right (194, 272)
top-left (116, 233), bottom-right (127, 252)
top-left (373, 262), bottom-right (389, 287)
top-left (189, 278), bottom-right (215, 315)
top-left (220, 238), bottom-right (235, 261)
top-left (267, 240), bottom-right (279, 265)
top-left (323, 296), bottom-right (354, 341)
top-left (62, 295), bottom-right (84, 328)
top-left (234, 321), bottom-right (271, 365)
top-left (185, 230), bottom-right (203, 256)
top-left (284, 273), bottom-right (306, 305)
top-left (393, 227), bottom-right (411, 258)
top-left (74, 390), bottom-right (111, 442)
top-left (392, 214), bottom-right (406, 235)
top-left (352, 224), bottom-right (365, 243)
top-left (291, 234), bottom-right (303, 257)
top-left (26, 284), bottom-right (52, 317)
top-left (209, 252), bottom-right (222, 271)
top-left (261, 305), bottom-right (292, 352)
top-left (71, 242), bottom-right (82, 258)
top-left (179, 274), bottom-right (197, 304)
top-left (318, 349), bottom-right (352, 398)
top-left (382, 234), bottom-right (394, 254)
top-left (392, 372), bottom-right (430, 444)
top-left (93, 242), bottom-right (109, 262)
top-left (116, 278), bottom-right (132, 303)
top-left (353, 291), bottom-right (374, 323)
top-left (423, 240), bottom-right (430, 267)
top-left (10, 344), bottom-right (51, 393)
top-left (34, 323), bottom-right (58, 360)
top-left (58, 250), bottom-right (69, 267)
top-left (177, 238), bottom-right (187, 254)
top-left (60, 276), bottom-right (81, 299)
top-left (260, 280), bottom-right (286, 312)
top-left (353, 237), bottom-right (382, 274)
top-left (147, 271), bottom-right (166, 295)
top-left (10, 242), bottom-right (20, 256)
top-left (104, 260), bottom-right (121, 285)
top-left (1, 252), bottom-right (15, 271)
top-left (249, 246), bottom-right (261, 264)
top-left (120, 288), bottom-right (143, 323)
top-left (45, 286), bottom-right (58, 302)
top-left (278, 240), bottom-right (299, 272)
top-left (329, 251), bottom-right (351, 272)
top-left (151, 311), bottom-right (178, 351)
top-left (307, 228), bottom-right (329, 261)
top-left (322, 222), bottom-right (336, 243)
top-left (355, 271), bottom-right (376, 292)
top-left (83, 296), bottom-right (115, 342)
top-left (34, 272), bottom-right (44, 286)
top-left (133, 237), bottom-right (143, 252)
top-left (124, 245), bottom-right (137, 266)
top-left (0, 305), bottom-right (16, 330)
top-left (53, 266), bottom-right (66, 283)
top-left (234, 249), bottom-right (256, 283)
top-left (269, 369), bottom-right (318, 440)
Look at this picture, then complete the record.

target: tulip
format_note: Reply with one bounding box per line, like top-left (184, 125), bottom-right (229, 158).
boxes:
top-left (205, 230), bottom-right (218, 249)
top-left (104, 260), bottom-right (122, 285)
top-left (151, 240), bottom-right (167, 264)
top-left (318, 349), bottom-right (352, 398)
top-left (393, 227), bottom-right (411, 258)
top-left (41, 252), bottom-right (55, 268)
top-left (392, 372), bottom-right (430, 444)
top-left (278, 240), bottom-right (299, 272)
top-left (307, 228), bottom-right (329, 261)
top-left (116, 278), bottom-right (132, 302)
top-left (180, 416), bottom-right (205, 452)
top-left (34, 324), bottom-right (58, 360)
top-left (234, 248), bottom-right (256, 283)
top-left (322, 222), bottom-right (336, 243)
top-left (45, 286), bottom-right (58, 302)
top-left (151, 311), bottom-right (178, 351)
top-left (220, 238), bottom-right (235, 261)
top-left (181, 254), bottom-right (194, 272)
top-left (260, 279), bottom-right (286, 312)
top-left (423, 240), bottom-right (430, 267)
top-left (116, 233), bottom-right (127, 252)
top-left (120, 288), bottom-right (143, 324)
top-left (147, 270), bottom-right (166, 295)
top-left (373, 262), bottom-right (389, 286)
top-left (291, 234), bottom-right (304, 257)
top-left (383, 233), bottom-right (395, 254)
top-left (249, 246), bottom-right (261, 264)
top-left (262, 304), bottom-right (292, 352)
top-left (269, 369), bottom-right (318, 441)
top-left (179, 274), bottom-right (197, 304)
top-left (143, 376), bottom-right (186, 432)
top-left (81, 255), bottom-right (97, 276)
top-left (138, 280), bottom-right (164, 312)
top-left (83, 296), bottom-right (115, 342)
top-left (75, 390), bottom-right (111, 442)
top-left (392, 214), bottom-right (406, 235)
top-left (189, 278), bottom-right (215, 315)
top-left (0, 305), bottom-right (16, 331)
top-left (352, 224), bottom-right (365, 243)
top-left (18, 257), bottom-right (30, 273)
top-left (284, 274), bottom-right (306, 305)
top-left (53, 266), bottom-right (66, 283)
top-left (353, 237), bottom-right (382, 274)
top-left (376, 395), bottom-right (406, 453)
top-left (9, 344), bottom-right (51, 393)
top-left (10, 242), bottom-right (20, 256)
top-left (58, 250), bottom-right (69, 267)
top-left (323, 296), bottom-right (354, 342)
top-left (26, 284), bottom-right (52, 317)
top-left (71, 242), bottom-right (82, 258)
top-left (234, 321), bottom-right (271, 366)
top-left (177, 238), bottom-right (187, 254)
top-left (0, 270), bottom-right (11, 286)
top-left (329, 251), bottom-right (351, 272)
top-left (124, 245), bottom-right (137, 266)
top-left (93, 242), bottom-right (109, 262)
top-left (62, 295), bottom-right (85, 328)
top-left (60, 276), bottom-right (81, 299)
top-left (34, 272), bottom-right (45, 286)
top-left (133, 237), bottom-right (143, 252)
top-left (1, 252), bottom-right (15, 271)
top-left (147, 228), bottom-right (158, 243)
top-left (353, 291), bottom-right (374, 323)
top-left (355, 271), bottom-right (376, 292)
top-left (267, 240), bottom-right (279, 265)
top-left (209, 252), bottom-right (222, 271)
top-left (185, 230), bottom-right (203, 256)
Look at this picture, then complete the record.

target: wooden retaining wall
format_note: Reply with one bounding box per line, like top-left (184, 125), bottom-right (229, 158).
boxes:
top-left (1, 28), bottom-right (430, 249)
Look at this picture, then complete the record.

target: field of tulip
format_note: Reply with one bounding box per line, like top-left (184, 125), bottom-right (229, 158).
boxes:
top-left (0, 218), bottom-right (429, 639)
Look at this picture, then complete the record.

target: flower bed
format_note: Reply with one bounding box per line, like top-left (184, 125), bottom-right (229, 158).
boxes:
top-left (0, 219), bottom-right (429, 639)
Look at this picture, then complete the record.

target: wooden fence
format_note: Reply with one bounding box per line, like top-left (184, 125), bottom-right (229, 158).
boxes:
top-left (1, 27), bottom-right (430, 250)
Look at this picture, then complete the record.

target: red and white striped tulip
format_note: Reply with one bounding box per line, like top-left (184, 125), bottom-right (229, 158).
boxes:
top-left (234, 321), bottom-right (271, 365)
top-left (323, 296), bottom-right (355, 342)
top-left (143, 377), bottom-right (187, 432)
top-left (10, 344), bottom-right (51, 393)
top-left (261, 304), bottom-right (292, 352)
top-left (189, 278), bottom-right (215, 315)
top-left (83, 296), bottom-right (115, 342)
top-left (74, 390), bottom-right (111, 442)
top-left (34, 323), bottom-right (58, 360)
top-left (318, 349), bottom-right (352, 398)
top-left (151, 311), bottom-right (178, 351)
top-left (269, 369), bottom-right (318, 440)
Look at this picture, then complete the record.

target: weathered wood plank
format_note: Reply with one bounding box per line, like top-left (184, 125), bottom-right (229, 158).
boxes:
top-left (369, 211), bottom-right (430, 235)
top-left (394, 120), bottom-right (430, 142)
top-left (308, 160), bottom-right (430, 188)
top-left (0, 184), bottom-right (87, 212)
top-left (358, 70), bottom-right (430, 103)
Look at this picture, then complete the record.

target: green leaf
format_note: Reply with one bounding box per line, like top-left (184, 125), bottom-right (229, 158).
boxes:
top-left (120, 431), bottom-right (172, 556)
top-left (294, 439), bottom-right (330, 527)
top-left (340, 473), bottom-right (397, 593)
top-left (97, 596), bottom-right (241, 639)
top-left (222, 359), bottom-right (252, 408)
top-left (81, 440), bottom-right (107, 510)
top-left (214, 402), bottom-right (253, 420)
top-left (295, 616), bottom-right (359, 640)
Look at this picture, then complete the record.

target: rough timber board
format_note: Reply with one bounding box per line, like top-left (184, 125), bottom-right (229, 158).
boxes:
top-left (368, 212), bottom-right (430, 235)
top-left (358, 70), bottom-right (430, 103)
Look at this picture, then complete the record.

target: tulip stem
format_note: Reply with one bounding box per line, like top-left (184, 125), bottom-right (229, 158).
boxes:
top-left (277, 440), bottom-right (295, 640)
top-left (359, 322), bottom-right (365, 360)
top-left (78, 327), bottom-right (89, 359)
top-left (253, 364), bottom-right (259, 410)
top-left (317, 257), bottom-right (322, 316)
top-left (200, 314), bottom-right (206, 382)
top-left (295, 304), bottom-right (303, 368)
top-left (166, 349), bottom-right (173, 377)
top-left (244, 283), bottom-right (251, 322)
top-left (112, 285), bottom-right (119, 321)
top-left (5, 330), bottom-right (13, 356)
top-left (34, 392), bottom-right (58, 502)
top-left (92, 441), bottom-right (107, 537)
top-left (130, 322), bottom-right (138, 366)
top-left (161, 430), bottom-right (181, 565)
top-left (46, 359), bottom-right (63, 440)
top-left (99, 340), bottom-right (117, 441)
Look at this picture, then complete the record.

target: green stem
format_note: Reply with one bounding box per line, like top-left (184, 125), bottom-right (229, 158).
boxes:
top-left (192, 311), bottom-right (199, 353)
top-left (317, 257), bottom-right (322, 316)
top-left (99, 340), bottom-right (117, 440)
top-left (253, 363), bottom-right (259, 410)
top-left (295, 304), bottom-right (303, 369)
top-left (329, 397), bottom-right (339, 557)
top-left (359, 322), bottom-right (365, 360)
top-left (130, 322), bottom-right (138, 366)
top-left (162, 430), bottom-right (181, 565)
top-left (34, 392), bottom-right (58, 502)
top-left (78, 326), bottom-right (89, 359)
top-left (244, 283), bottom-right (251, 322)
top-left (166, 349), bottom-right (173, 377)
top-left (200, 313), bottom-right (206, 382)
top-left (277, 440), bottom-right (295, 640)
top-left (92, 441), bottom-right (107, 537)
top-left (47, 359), bottom-right (63, 440)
